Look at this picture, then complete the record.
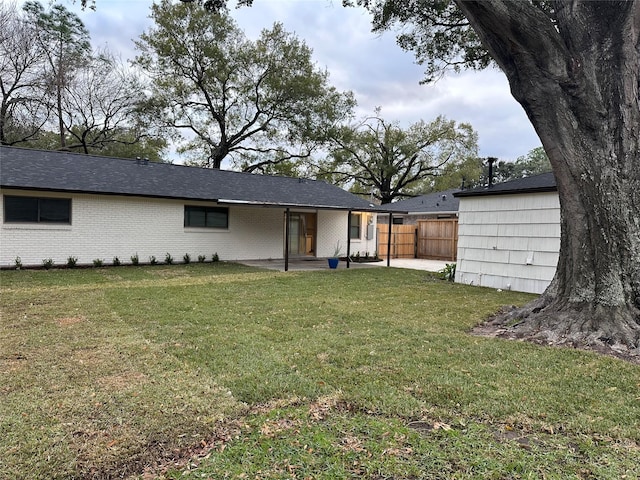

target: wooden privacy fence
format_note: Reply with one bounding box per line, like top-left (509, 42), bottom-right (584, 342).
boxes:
top-left (417, 219), bottom-right (458, 261)
top-left (377, 224), bottom-right (417, 258)
top-left (377, 219), bottom-right (458, 260)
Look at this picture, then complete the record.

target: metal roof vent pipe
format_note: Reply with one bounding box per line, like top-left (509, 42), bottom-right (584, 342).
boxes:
top-left (487, 157), bottom-right (497, 188)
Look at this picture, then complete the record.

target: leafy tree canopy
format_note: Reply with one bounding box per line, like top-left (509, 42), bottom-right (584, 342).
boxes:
top-left (23, 0), bottom-right (91, 148)
top-left (410, 147), bottom-right (551, 193)
top-left (15, 126), bottom-right (167, 161)
top-left (316, 111), bottom-right (477, 204)
top-left (475, 148), bottom-right (552, 187)
top-left (1, 2), bottom-right (164, 160)
top-left (513, 146), bottom-right (551, 177)
top-left (134, 0), bottom-right (355, 171)
top-left (419, 154), bottom-right (483, 192)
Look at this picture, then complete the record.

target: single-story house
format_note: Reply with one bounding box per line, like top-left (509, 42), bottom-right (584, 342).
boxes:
top-left (377, 188), bottom-right (460, 225)
top-left (453, 172), bottom-right (559, 294)
top-left (0, 146), bottom-right (386, 269)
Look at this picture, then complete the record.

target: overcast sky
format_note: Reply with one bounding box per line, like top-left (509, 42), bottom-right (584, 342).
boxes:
top-left (57, 0), bottom-right (541, 161)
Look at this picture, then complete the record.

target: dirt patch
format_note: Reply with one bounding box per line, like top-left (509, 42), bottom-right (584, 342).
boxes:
top-left (56, 316), bottom-right (86, 327)
top-left (138, 420), bottom-right (245, 479)
top-left (260, 418), bottom-right (302, 438)
top-left (148, 268), bottom-right (189, 279)
top-left (340, 433), bottom-right (367, 453)
top-left (308, 393), bottom-right (352, 421)
top-left (471, 309), bottom-right (640, 365)
top-left (249, 396), bottom-right (305, 415)
top-left (493, 428), bottom-right (542, 450)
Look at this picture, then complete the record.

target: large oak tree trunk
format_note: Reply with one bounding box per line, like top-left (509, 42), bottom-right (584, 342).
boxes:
top-left (457, 0), bottom-right (640, 354)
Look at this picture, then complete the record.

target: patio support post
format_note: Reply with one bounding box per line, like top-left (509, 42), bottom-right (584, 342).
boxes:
top-left (346, 210), bottom-right (352, 269)
top-left (284, 208), bottom-right (290, 272)
top-left (387, 213), bottom-right (393, 267)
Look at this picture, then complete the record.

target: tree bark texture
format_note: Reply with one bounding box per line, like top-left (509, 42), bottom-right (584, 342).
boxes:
top-left (456, 0), bottom-right (640, 352)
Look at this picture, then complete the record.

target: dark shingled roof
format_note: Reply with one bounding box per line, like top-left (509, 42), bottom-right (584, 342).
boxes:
top-left (381, 188), bottom-right (460, 214)
top-left (0, 146), bottom-right (383, 211)
top-left (454, 172), bottom-right (557, 197)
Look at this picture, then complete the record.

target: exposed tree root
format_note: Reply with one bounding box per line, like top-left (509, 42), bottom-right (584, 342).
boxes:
top-left (472, 299), bottom-right (640, 365)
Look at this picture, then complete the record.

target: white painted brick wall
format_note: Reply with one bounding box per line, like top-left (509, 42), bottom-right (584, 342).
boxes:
top-left (1, 189), bottom-right (372, 267)
top-left (0, 191), bottom-right (282, 266)
top-left (315, 211), bottom-right (378, 258)
top-left (316, 210), bottom-right (348, 257)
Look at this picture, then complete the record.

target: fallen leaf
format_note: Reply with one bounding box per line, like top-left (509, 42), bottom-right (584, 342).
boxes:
top-left (433, 422), bottom-right (452, 431)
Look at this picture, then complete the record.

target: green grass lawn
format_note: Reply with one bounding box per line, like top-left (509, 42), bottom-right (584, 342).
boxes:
top-left (1, 264), bottom-right (638, 479)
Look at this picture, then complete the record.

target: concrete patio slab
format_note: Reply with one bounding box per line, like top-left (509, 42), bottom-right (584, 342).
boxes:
top-left (238, 258), bottom-right (451, 273)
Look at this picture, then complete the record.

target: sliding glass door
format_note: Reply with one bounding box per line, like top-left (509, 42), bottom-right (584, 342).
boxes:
top-left (287, 212), bottom-right (316, 257)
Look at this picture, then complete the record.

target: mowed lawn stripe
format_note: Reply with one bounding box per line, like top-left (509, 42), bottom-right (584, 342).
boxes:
top-left (1, 264), bottom-right (638, 479)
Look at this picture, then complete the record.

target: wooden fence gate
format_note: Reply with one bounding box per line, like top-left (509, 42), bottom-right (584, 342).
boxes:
top-left (377, 224), bottom-right (416, 258)
top-left (417, 219), bottom-right (458, 261)
top-left (377, 219), bottom-right (458, 260)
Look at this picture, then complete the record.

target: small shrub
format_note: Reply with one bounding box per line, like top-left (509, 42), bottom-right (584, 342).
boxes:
top-left (92, 258), bottom-right (104, 267)
top-left (149, 255), bottom-right (157, 265)
top-left (42, 258), bottom-right (54, 269)
top-left (183, 253), bottom-right (191, 264)
top-left (14, 256), bottom-right (22, 270)
top-left (165, 252), bottom-right (174, 265)
top-left (212, 252), bottom-right (219, 262)
top-left (66, 256), bottom-right (78, 268)
top-left (112, 256), bottom-right (121, 266)
top-left (131, 253), bottom-right (139, 266)
top-left (439, 262), bottom-right (456, 282)
top-left (197, 254), bottom-right (206, 263)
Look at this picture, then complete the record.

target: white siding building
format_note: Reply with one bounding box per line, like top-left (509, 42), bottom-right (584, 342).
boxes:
top-left (454, 173), bottom-right (559, 294)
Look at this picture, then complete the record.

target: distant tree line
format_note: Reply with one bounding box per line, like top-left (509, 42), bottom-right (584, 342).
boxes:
top-left (1, 0), bottom-right (546, 198)
top-left (0, 1), bottom-right (166, 159)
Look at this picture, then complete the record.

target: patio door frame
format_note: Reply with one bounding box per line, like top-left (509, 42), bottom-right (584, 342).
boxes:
top-left (284, 210), bottom-right (317, 259)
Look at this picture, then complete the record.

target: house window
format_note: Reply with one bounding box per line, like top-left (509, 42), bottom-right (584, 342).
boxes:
top-left (392, 217), bottom-right (404, 225)
top-left (184, 205), bottom-right (228, 228)
top-left (4, 196), bottom-right (71, 224)
top-left (349, 213), bottom-right (362, 239)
